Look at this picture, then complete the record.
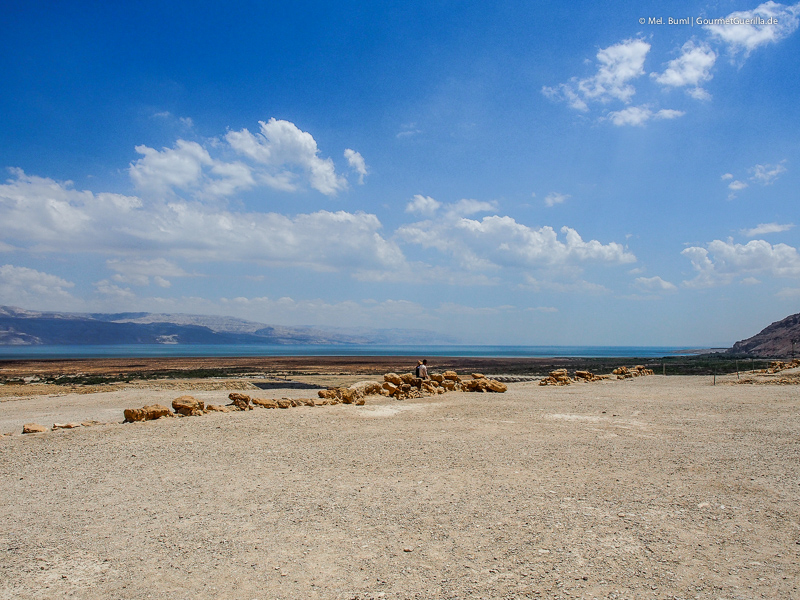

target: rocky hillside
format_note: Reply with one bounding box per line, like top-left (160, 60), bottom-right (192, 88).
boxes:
top-left (0, 306), bottom-right (453, 346)
top-left (729, 312), bottom-right (800, 357)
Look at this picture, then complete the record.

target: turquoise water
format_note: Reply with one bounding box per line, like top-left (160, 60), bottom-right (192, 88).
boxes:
top-left (0, 344), bottom-right (701, 360)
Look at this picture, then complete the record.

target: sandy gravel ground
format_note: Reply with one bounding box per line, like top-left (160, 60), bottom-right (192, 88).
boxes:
top-left (1, 374), bottom-right (798, 600)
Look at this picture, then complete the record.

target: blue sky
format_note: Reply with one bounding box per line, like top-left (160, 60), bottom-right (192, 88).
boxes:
top-left (1, 0), bottom-right (799, 346)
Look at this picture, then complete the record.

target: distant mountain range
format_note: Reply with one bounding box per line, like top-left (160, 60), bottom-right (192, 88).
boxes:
top-left (0, 306), bottom-right (455, 346)
top-left (729, 312), bottom-right (800, 357)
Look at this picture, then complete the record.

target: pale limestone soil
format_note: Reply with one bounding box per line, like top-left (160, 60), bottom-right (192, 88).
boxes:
top-left (0, 376), bottom-right (798, 600)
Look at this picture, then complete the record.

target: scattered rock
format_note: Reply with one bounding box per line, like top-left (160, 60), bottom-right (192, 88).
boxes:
top-left (539, 369), bottom-right (572, 386)
top-left (123, 404), bottom-right (173, 422)
top-left (227, 392), bottom-right (252, 411)
top-left (22, 423), bottom-right (47, 434)
top-left (384, 372), bottom-right (403, 385)
top-left (319, 380), bottom-right (382, 404)
top-left (252, 398), bottom-right (278, 409)
top-left (205, 404), bottom-right (230, 412)
top-left (767, 359), bottom-right (800, 373)
top-left (486, 379), bottom-right (508, 393)
top-left (52, 422), bottom-right (81, 430)
top-left (172, 395), bottom-right (205, 416)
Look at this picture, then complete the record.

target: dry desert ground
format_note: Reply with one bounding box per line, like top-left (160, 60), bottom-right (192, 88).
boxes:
top-left (1, 368), bottom-right (799, 600)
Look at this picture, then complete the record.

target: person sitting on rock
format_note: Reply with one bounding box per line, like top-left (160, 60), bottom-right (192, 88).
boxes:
top-left (415, 360), bottom-right (422, 378)
top-left (419, 359), bottom-right (429, 379)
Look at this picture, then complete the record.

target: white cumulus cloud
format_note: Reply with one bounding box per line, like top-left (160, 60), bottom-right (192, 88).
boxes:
top-left (652, 41), bottom-right (717, 99)
top-left (544, 192), bottom-right (570, 207)
top-left (750, 160), bottom-right (787, 185)
top-left (398, 213), bottom-right (635, 275)
top-left (344, 149), bottom-right (368, 184)
top-left (405, 194), bottom-right (441, 216)
top-left (728, 180), bottom-right (749, 191)
top-left (0, 169), bottom-right (406, 277)
top-left (740, 222), bottom-right (794, 237)
top-left (704, 1), bottom-right (800, 58)
top-left (106, 258), bottom-right (191, 287)
top-left (682, 238), bottom-right (800, 287)
top-left (445, 199), bottom-right (498, 217)
top-left (0, 264), bottom-right (76, 306)
top-left (542, 38), bottom-right (651, 110)
top-left (226, 118), bottom-right (347, 196)
top-left (634, 276), bottom-right (677, 292)
top-left (606, 106), bottom-right (685, 126)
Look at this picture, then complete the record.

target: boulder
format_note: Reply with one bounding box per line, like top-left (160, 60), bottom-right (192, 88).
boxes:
top-left (430, 373), bottom-right (444, 383)
top-left (486, 379), bottom-right (508, 393)
top-left (227, 392), bottom-right (252, 411)
top-left (206, 404), bottom-right (230, 412)
top-left (384, 372), bottom-right (403, 385)
top-left (123, 404), bottom-right (173, 422)
top-left (383, 381), bottom-right (398, 395)
top-left (172, 395), bottom-right (205, 416)
top-left (252, 398), bottom-right (278, 409)
top-left (22, 423), bottom-right (47, 434)
top-left (276, 398), bottom-right (292, 409)
top-left (471, 373), bottom-right (486, 379)
top-left (399, 372), bottom-right (416, 384)
top-left (443, 370), bottom-right (461, 382)
top-left (352, 381), bottom-right (382, 396)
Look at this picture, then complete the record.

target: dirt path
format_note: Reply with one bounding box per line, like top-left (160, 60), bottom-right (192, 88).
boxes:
top-left (1, 375), bottom-right (798, 599)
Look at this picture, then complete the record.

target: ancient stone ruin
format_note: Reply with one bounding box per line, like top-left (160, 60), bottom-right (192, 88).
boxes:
top-left (766, 359), bottom-right (800, 373)
top-left (379, 371), bottom-right (507, 400)
top-left (539, 365), bottom-right (654, 386)
top-left (116, 370), bottom-right (508, 426)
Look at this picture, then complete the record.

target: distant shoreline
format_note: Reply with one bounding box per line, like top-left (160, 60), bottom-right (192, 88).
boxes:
top-left (0, 343), bottom-right (706, 362)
